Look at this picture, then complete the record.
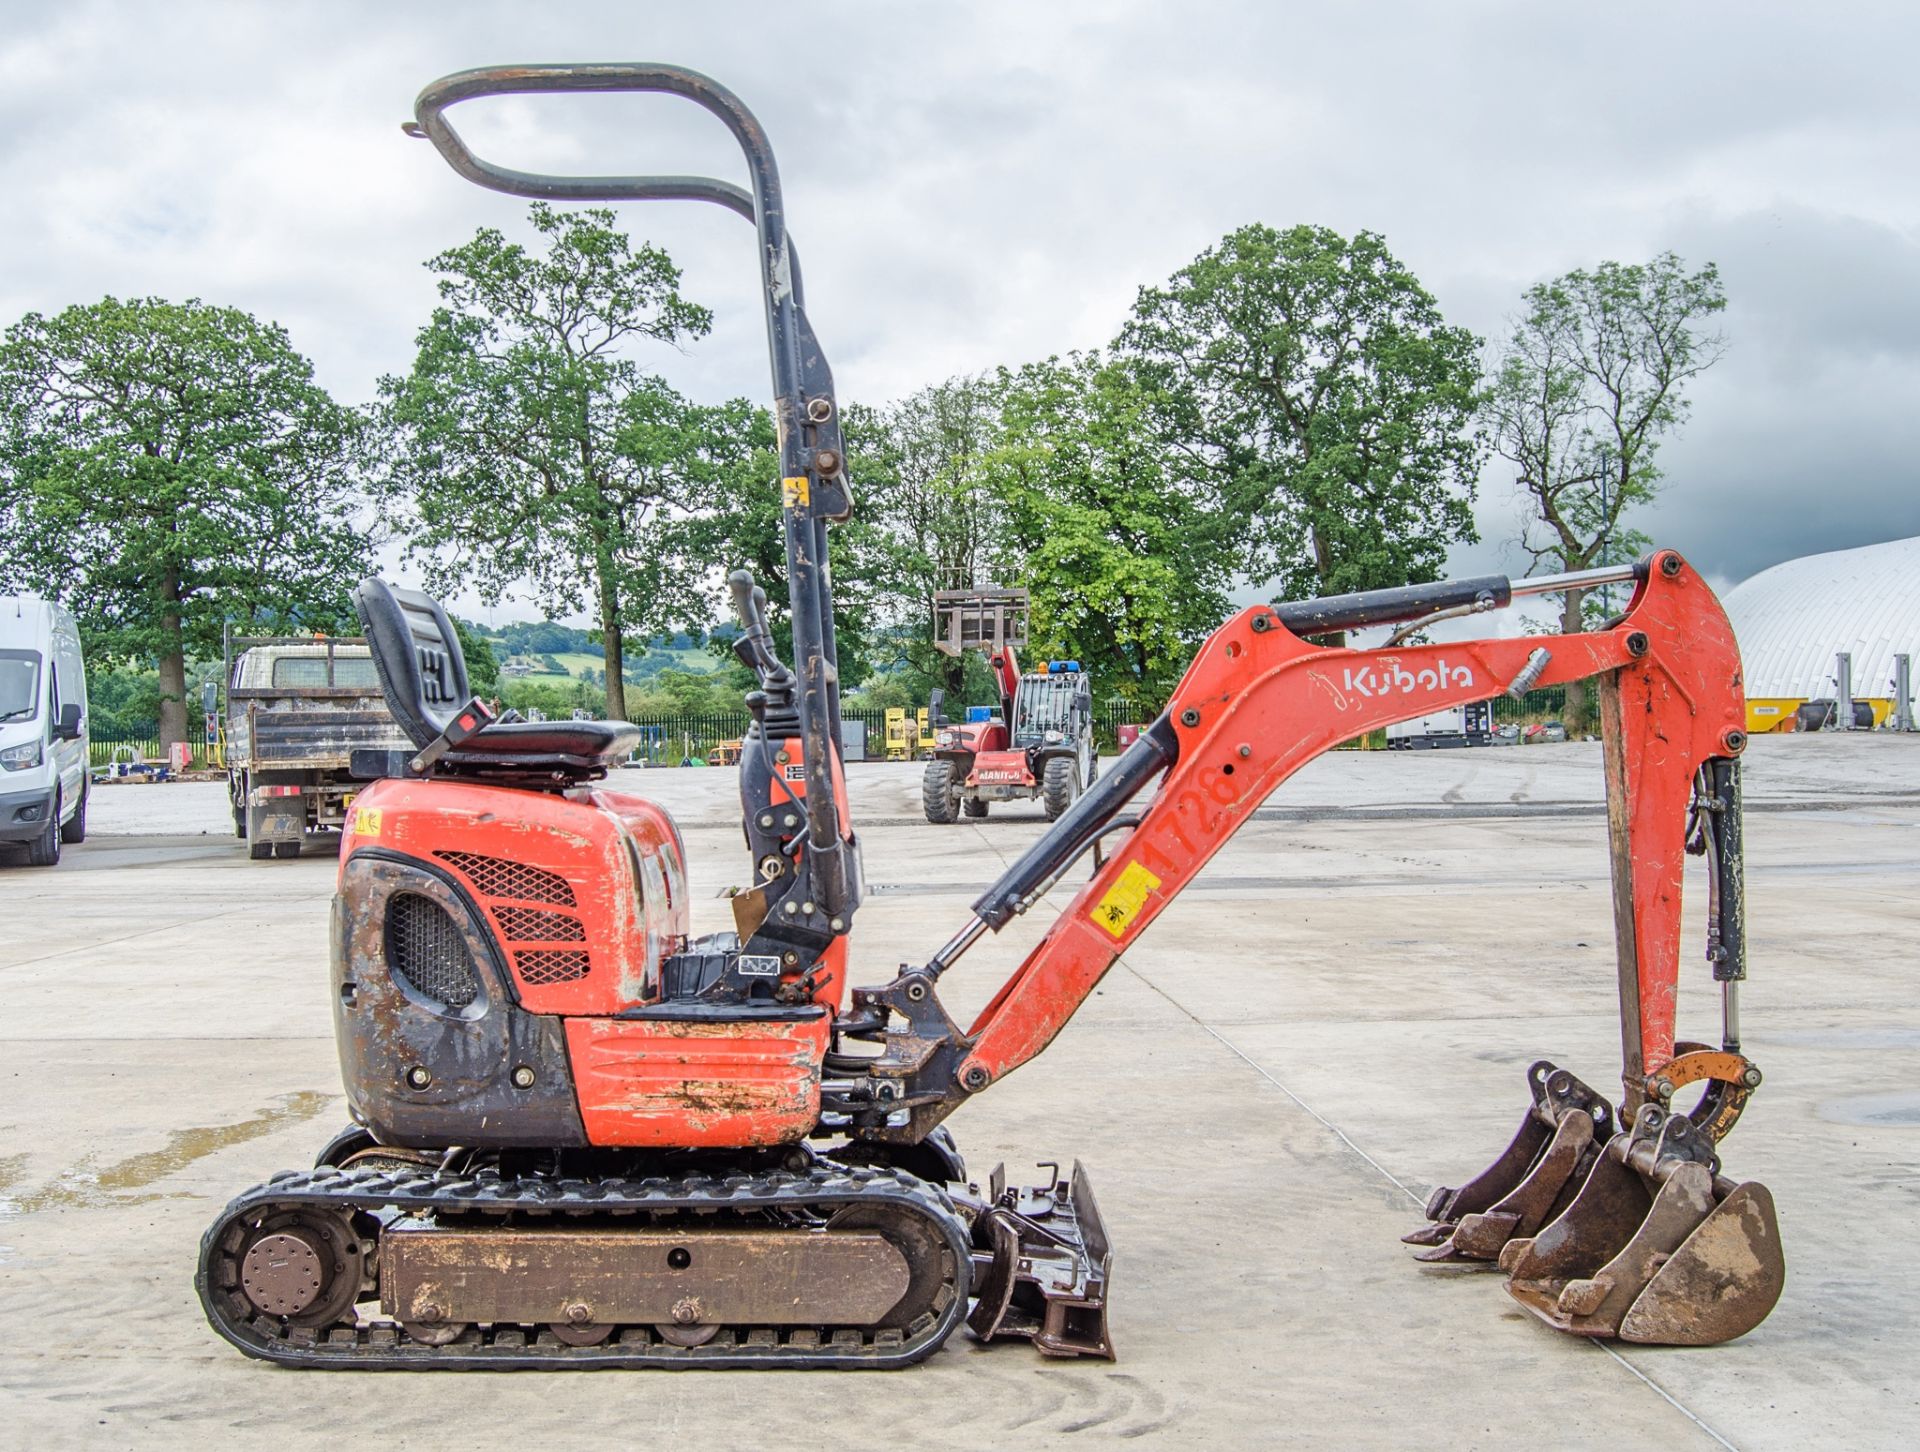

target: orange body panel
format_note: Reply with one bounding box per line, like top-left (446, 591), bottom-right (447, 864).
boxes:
top-left (565, 1015), bottom-right (831, 1147)
top-left (958, 554), bottom-right (1744, 1094)
top-left (342, 778), bottom-right (688, 1014)
top-left (340, 775), bottom-right (833, 1147)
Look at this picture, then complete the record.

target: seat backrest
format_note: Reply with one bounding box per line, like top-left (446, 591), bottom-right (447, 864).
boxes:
top-left (352, 577), bottom-right (472, 750)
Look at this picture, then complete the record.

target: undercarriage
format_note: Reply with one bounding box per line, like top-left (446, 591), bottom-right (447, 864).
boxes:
top-left (197, 1140), bottom-right (1112, 1369)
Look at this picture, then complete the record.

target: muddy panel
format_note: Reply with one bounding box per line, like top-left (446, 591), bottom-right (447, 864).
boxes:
top-left (563, 1014), bottom-right (828, 1148)
top-left (333, 850), bottom-right (586, 1148)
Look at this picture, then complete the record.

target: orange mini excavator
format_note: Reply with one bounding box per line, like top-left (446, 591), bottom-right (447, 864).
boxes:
top-left (197, 63), bottom-right (1783, 1368)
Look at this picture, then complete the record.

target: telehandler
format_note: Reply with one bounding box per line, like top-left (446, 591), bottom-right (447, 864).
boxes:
top-left (921, 587), bottom-right (1098, 822)
top-left (196, 62), bottom-right (1782, 1368)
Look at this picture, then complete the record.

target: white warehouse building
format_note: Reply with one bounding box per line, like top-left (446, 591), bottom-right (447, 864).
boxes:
top-left (1721, 535), bottom-right (1920, 732)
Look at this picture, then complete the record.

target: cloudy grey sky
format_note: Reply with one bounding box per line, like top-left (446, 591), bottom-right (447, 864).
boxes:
top-left (2, 1), bottom-right (1914, 620)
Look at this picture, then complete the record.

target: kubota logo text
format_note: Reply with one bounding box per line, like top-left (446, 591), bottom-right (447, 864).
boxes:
top-left (1342, 659), bottom-right (1475, 698)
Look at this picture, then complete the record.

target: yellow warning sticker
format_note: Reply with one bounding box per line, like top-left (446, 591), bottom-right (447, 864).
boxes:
top-left (1091, 859), bottom-right (1162, 939)
top-left (352, 807), bottom-right (382, 838)
top-left (782, 475), bottom-right (811, 508)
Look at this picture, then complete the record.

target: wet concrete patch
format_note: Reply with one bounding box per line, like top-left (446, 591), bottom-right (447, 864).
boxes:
top-left (0, 1090), bottom-right (333, 1214)
top-left (1764, 1028), bottom-right (1920, 1051)
top-left (1817, 1090), bottom-right (1920, 1126)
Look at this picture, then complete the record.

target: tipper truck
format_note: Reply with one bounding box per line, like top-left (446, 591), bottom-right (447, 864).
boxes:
top-left (223, 636), bottom-right (413, 859)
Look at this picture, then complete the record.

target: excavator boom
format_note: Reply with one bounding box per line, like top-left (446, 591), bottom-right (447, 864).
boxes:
top-left (843, 549), bottom-right (1780, 1347)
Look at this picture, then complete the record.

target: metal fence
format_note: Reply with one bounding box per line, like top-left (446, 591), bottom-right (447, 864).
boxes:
top-left (86, 688), bottom-right (1575, 773)
top-left (87, 734), bottom-right (220, 771)
top-left (617, 703), bottom-right (1164, 762)
top-left (1490, 686), bottom-right (1568, 725)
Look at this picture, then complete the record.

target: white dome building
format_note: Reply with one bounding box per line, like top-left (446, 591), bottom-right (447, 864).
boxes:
top-left (1721, 535), bottom-right (1920, 732)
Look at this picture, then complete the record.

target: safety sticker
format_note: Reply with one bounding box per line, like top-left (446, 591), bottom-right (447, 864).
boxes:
top-left (352, 807), bottom-right (382, 838)
top-left (782, 475), bottom-right (810, 508)
top-left (738, 954), bottom-right (782, 978)
top-left (1091, 859), bottom-right (1162, 940)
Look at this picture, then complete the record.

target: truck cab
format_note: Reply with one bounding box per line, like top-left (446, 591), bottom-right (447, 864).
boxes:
top-left (0, 596), bottom-right (88, 867)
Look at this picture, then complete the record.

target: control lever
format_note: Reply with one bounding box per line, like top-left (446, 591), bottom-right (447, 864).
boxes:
top-left (729, 569), bottom-right (795, 696)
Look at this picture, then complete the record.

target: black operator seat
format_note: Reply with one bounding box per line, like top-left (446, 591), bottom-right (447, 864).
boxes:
top-left (352, 577), bottom-right (639, 773)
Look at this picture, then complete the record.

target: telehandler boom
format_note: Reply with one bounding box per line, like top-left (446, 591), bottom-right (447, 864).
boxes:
top-left (196, 62), bottom-right (1781, 1368)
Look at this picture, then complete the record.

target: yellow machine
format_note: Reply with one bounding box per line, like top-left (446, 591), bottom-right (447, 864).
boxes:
top-left (916, 707), bottom-right (936, 754)
top-left (883, 708), bottom-right (913, 761)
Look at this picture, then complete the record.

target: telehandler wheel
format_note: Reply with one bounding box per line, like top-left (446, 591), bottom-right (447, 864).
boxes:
top-left (922, 760), bottom-right (960, 823)
top-left (1042, 757), bottom-right (1078, 821)
top-left (962, 796), bottom-right (988, 819)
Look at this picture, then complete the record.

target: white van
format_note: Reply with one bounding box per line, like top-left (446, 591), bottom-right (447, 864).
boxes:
top-left (0, 596), bottom-right (89, 866)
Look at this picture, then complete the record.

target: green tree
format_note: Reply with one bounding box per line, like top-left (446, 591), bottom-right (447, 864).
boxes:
top-left (84, 664), bottom-right (163, 738)
top-left (1121, 224), bottom-right (1485, 639)
top-left (984, 353), bottom-right (1232, 701)
top-left (1490, 253), bottom-right (1727, 730)
top-left (842, 378), bottom-right (1007, 697)
top-left (670, 396), bottom-right (897, 691)
top-left (0, 296), bottom-right (370, 750)
top-left (451, 619), bottom-right (500, 695)
top-left (378, 203), bottom-right (713, 719)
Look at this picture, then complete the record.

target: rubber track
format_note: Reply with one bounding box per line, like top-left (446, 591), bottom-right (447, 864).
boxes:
top-left (196, 1161), bottom-right (972, 1370)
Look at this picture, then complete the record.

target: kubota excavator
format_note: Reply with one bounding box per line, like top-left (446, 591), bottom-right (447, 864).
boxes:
top-left (196, 63), bottom-right (1783, 1368)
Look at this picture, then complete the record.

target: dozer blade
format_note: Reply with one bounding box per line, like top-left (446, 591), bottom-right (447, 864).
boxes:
top-left (1503, 1106), bottom-right (1784, 1345)
top-left (1406, 1060), bottom-right (1615, 1262)
top-left (967, 1161), bottom-right (1114, 1359)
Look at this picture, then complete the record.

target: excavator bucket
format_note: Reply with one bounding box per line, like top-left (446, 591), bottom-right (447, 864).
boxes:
top-left (967, 1162), bottom-right (1115, 1359)
top-left (1404, 1061), bottom-right (1615, 1263)
top-left (1500, 1105), bottom-right (1784, 1344)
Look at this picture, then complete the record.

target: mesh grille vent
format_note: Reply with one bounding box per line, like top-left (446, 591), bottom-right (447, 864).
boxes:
top-left (516, 949), bottom-right (591, 986)
top-left (385, 892), bottom-right (480, 1009)
top-left (434, 850), bottom-right (576, 905)
top-left (493, 906), bottom-right (586, 942)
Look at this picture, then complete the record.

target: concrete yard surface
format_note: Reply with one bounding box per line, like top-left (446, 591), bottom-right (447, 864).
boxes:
top-left (1, 736), bottom-right (1916, 1449)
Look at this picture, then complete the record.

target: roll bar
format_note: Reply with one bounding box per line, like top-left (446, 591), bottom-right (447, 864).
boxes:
top-left (406, 64), bottom-right (858, 917)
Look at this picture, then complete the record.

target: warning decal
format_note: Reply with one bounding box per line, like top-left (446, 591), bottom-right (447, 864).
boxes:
top-left (1090, 859), bottom-right (1162, 940)
top-left (782, 475), bottom-right (810, 508)
top-left (352, 807), bottom-right (382, 838)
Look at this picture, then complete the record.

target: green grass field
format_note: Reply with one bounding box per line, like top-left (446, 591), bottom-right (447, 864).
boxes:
top-left (492, 645), bottom-right (721, 679)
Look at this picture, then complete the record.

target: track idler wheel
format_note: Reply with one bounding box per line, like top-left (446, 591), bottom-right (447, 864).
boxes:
top-left (220, 1206), bottom-right (366, 1330)
top-left (1500, 1105), bottom-right (1784, 1344)
top-left (1404, 1061), bottom-right (1614, 1263)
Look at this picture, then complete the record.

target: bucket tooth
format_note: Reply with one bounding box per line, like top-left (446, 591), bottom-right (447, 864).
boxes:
top-left (1408, 1060), bottom-right (1614, 1262)
top-left (967, 1161), bottom-right (1114, 1360)
top-left (1504, 1106), bottom-right (1785, 1345)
